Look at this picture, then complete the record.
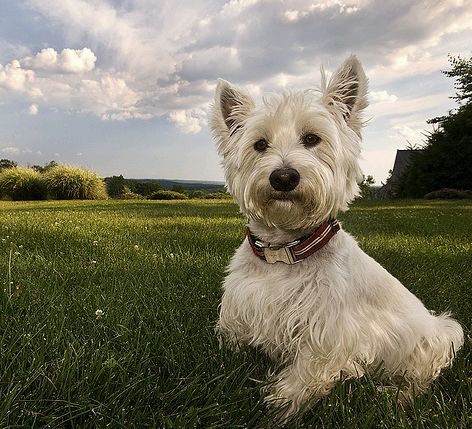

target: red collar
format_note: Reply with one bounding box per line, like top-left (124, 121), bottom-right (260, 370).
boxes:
top-left (246, 219), bottom-right (340, 264)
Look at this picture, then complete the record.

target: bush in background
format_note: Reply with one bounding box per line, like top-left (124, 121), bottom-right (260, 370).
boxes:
top-left (119, 186), bottom-right (145, 200)
top-left (148, 190), bottom-right (188, 200)
top-left (44, 165), bottom-right (107, 200)
top-left (0, 167), bottom-right (47, 200)
top-left (205, 191), bottom-right (232, 199)
top-left (424, 188), bottom-right (472, 199)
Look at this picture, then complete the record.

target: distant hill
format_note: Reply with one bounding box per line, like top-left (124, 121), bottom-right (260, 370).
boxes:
top-left (126, 178), bottom-right (226, 191)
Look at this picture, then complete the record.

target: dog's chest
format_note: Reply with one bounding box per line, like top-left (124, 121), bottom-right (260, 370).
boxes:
top-left (223, 240), bottom-right (344, 317)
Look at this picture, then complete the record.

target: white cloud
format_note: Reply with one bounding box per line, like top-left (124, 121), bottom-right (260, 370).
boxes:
top-left (1, 146), bottom-right (21, 155)
top-left (2, 0), bottom-right (469, 136)
top-left (0, 146), bottom-right (33, 155)
top-left (0, 52), bottom-right (144, 120)
top-left (370, 90), bottom-right (398, 103)
top-left (390, 125), bottom-right (425, 146)
top-left (22, 47), bottom-right (97, 73)
top-left (28, 103), bottom-right (39, 115)
top-left (168, 108), bottom-right (207, 134)
top-left (0, 60), bottom-right (35, 91)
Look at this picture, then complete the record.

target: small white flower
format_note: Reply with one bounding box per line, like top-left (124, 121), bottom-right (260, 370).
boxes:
top-left (1, 239), bottom-right (5, 242)
top-left (95, 309), bottom-right (104, 319)
top-left (91, 260), bottom-right (97, 265)
top-left (169, 253), bottom-right (175, 258)
top-left (14, 251), bottom-right (20, 256)
top-left (93, 241), bottom-right (98, 246)
top-left (134, 245), bottom-right (139, 250)
top-left (18, 245), bottom-right (23, 249)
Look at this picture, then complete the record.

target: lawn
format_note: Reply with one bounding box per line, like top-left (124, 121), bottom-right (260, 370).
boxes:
top-left (0, 199), bottom-right (470, 428)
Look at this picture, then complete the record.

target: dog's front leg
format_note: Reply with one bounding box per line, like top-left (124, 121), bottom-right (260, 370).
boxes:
top-left (265, 350), bottom-right (362, 418)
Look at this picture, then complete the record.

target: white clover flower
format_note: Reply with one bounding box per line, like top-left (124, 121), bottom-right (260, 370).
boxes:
top-left (91, 260), bottom-right (97, 265)
top-left (134, 245), bottom-right (139, 250)
top-left (169, 253), bottom-right (175, 258)
top-left (95, 309), bottom-right (104, 319)
top-left (14, 251), bottom-right (20, 256)
top-left (93, 241), bottom-right (98, 246)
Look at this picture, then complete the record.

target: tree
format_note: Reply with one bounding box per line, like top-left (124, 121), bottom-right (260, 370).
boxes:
top-left (443, 54), bottom-right (472, 104)
top-left (31, 160), bottom-right (58, 173)
top-left (105, 175), bottom-right (126, 198)
top-left (359, 175), bottom-right (375, 199)
top-left (0, 159), bottom-right (17, 172)
top-left (398, 54), bottom-right (472, 197)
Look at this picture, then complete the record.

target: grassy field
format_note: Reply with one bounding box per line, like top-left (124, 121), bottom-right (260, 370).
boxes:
top-left (0, 199), bottom-right (470, 428)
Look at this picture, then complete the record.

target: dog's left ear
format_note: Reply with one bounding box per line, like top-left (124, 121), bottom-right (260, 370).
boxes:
top-left (322, 55), bottom-right (368, 134)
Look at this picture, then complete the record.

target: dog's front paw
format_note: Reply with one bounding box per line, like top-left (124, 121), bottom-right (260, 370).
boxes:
top-left (264, 391), bottom-right (297, 424)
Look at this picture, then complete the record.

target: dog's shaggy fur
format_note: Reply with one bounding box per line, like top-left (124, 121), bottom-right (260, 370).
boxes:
top-left (210, 55), bottom-right (463, 417)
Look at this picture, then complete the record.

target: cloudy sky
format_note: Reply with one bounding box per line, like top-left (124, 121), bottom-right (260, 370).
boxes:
top-left (0, 0), bottom-right (471, 183)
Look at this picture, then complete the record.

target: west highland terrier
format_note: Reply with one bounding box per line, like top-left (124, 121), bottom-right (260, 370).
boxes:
top-left (210, 55), bottom-right (464, 418)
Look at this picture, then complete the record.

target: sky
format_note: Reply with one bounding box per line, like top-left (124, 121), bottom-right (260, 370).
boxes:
top-left (0, 0), bottom-right (471, 183)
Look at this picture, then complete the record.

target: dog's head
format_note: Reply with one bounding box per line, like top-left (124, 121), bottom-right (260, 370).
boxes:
top-left (211, 55), bottom-right (368, 230)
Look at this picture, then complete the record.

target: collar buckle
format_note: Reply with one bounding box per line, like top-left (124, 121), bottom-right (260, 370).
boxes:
top-left (263, 245), bottom-right (297, 264)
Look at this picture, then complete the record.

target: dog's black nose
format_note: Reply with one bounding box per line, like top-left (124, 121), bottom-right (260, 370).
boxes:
top-left (269, 168), bottom-right (300, 192)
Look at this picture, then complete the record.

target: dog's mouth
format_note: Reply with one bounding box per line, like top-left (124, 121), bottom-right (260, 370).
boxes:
top-left (269, 191), bottom-right (298, 202)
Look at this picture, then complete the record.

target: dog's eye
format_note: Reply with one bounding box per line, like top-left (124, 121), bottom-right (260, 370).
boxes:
top-left (302, 134), bottom-right (321, 148)
top-left (254, 139), bottom-right (268, 152)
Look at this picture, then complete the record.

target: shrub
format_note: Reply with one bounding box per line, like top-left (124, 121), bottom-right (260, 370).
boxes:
top-left (44, 165), bottom-right (108, 200)
top-left (120, 186), bottom-right (145, 200)
top-left (424, 188), bottom-right (472, 199)
top-left (148, 190), bottom-right (188, 200)
top-left (205, 191), bottom-right (232, 199)
top-left (188, 190), bottom-right (207, 199)
top-left (0, 167), bottom-right (47, 200)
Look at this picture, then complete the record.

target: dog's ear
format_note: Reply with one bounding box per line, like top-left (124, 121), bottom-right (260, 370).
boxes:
top-left (322, 55), bottom-right (368, 134)
top-left (211, 80), bottom-right (255, 149)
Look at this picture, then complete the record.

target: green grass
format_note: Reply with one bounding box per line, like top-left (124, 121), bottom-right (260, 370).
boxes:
top-left (0, 199), bottom-right (470, 428)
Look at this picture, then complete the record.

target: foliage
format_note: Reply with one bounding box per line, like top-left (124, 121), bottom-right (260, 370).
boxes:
top-left (105, 175), bottom-right (126, 198)
top-left (358, 175), bottom-right (375, 199)
top-left (31, 160), bottom-right (58, 173)
top-left (171, 183), bottom-right (185, 193)
top-left (398, 55), bottom-right (472, 197)
top-left (0, 159), bottom-right (17, 172)
top-left (127, 181), bottom-right (162, 196)
top-left (147, 189), bottom-right (188, 200)
top-left (205, 191), bottom-right (232, 199)
top-left (0, 167), bottom-right (46, 200)
top-left (44, 165), bottom-right (108, 200)
top-left (187, 189), bottom-right (207, 199)
top-left (119, 186), bottom-right (145, 200)
top-left (0, 199), bottom-right (470, 428)
top-left (443, 54), bottom-right (472, 104)
top-left (424, 188), bottom-right (472, 199)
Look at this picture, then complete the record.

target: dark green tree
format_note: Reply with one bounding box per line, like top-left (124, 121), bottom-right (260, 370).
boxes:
top-left (31, 160), bottom-right (58, 173)
top-left (0, 159), bottom-right (17, 172)
top-left (105, 175), bottom-right (126, 198)
top-left (398, 54), bottom-right (472, 197)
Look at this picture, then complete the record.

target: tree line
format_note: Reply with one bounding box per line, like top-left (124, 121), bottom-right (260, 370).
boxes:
top-left (397, 54), bottom-right (472, 198)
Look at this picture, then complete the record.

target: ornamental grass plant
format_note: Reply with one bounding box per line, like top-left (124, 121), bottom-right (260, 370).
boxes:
top-left (0, 167), bottom-right (47, 200)
top-left (44, 164), bottom-right (108, 200)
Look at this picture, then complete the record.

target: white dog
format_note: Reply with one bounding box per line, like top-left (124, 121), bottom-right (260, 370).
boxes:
top-left (210, 55), bottom-right (464, 418)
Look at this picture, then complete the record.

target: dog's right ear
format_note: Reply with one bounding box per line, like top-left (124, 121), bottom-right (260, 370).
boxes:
top-left (211, 80), bottom-right (255, 152)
